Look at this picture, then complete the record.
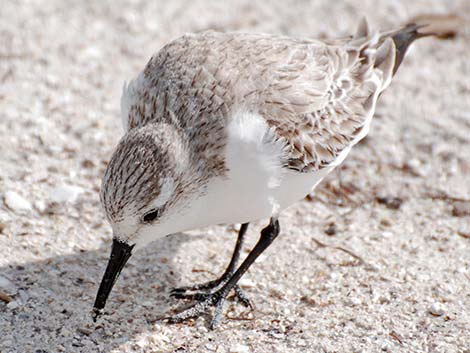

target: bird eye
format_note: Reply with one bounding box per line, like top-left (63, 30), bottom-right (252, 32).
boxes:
top-left (143, 209), bottom-right (160, 223)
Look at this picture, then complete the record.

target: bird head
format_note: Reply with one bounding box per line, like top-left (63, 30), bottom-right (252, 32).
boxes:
top-left (92, 123), bottom-right (205, 318)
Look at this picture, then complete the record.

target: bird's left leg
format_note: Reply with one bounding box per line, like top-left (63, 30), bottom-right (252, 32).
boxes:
top-left (165, 217), bottom-right (280, 329)
top-left (171, 223), bottom-right (251, 306)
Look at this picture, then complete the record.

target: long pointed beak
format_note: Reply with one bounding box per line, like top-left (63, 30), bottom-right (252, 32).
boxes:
top-left (92, 238), bottom-right (135, 321)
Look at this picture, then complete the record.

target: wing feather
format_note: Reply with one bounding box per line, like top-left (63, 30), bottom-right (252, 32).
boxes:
top-left (120, 26), bottom-right (397, 173)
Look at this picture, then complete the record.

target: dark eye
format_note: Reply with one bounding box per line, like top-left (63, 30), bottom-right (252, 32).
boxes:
top-left (143, 209), bottom-right (160, 223)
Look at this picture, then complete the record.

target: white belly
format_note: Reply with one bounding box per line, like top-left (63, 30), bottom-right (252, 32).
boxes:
top-left (200, 162), bottom-right (332, 225)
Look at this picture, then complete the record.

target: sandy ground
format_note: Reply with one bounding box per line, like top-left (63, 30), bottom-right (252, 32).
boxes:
top-left (1, 1), bottom-right (469, 352)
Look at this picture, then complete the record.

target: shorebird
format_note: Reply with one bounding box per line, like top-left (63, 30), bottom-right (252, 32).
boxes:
top-left (92, 20), bottom-right (430, 328)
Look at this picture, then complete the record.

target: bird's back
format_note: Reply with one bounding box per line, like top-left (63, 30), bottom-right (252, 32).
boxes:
top-left (121, 23), bottom-right (421, 174)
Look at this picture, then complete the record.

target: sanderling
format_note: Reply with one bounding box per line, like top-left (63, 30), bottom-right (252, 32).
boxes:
top-left (92, 20), bottom-right (430, 328)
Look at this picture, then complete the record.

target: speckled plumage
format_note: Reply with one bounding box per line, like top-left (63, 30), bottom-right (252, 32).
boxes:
top-left (101, 21), bottom-right (413, 229)
top-left (122, 29), bottom-right (388, 170)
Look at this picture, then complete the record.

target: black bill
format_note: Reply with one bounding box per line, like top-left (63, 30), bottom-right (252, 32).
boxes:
top-left (92, 238), bottom-right (135, 321)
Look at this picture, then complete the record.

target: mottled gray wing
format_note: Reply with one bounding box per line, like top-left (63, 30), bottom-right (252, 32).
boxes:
top-left (121, 29), bottom-right (395, 173)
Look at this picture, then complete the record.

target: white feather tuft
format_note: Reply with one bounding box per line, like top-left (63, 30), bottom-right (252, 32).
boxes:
top-left (120, 72), bottom-right (146, 132)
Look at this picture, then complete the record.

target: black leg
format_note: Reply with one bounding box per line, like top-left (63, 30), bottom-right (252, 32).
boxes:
top-left (171, 223), bottom-right (249, 294)
top-left (166, 218), bottom-right (280, 329)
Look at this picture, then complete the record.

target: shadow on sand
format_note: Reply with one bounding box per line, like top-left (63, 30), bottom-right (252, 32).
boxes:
top-left (1, 232), bottom-right (201, 352)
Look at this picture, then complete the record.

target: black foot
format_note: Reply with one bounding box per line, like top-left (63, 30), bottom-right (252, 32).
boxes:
top-left (171, 276), bottom-right (225, 294)
top-left (171, 283), bottom-right (253, 308)
top-left (163, 220), bottom-right (279, 329)
top-left (166, 289), bottom-right (230, 329)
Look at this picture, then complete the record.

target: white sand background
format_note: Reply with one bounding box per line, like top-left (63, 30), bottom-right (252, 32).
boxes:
top-left (1, 1), bottom-right (469, 352)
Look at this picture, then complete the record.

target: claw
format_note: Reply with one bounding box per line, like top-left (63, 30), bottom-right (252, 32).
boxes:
top-left (211, 296), bottom-right (226, 329)
top-left (170, 291), bottom-right (209, 301)
top-left (171, 283), bottom-right (252, 308)
top-left (166, 292), bottom-right (221, 326)
top-left (171, 277), bottom-right (225, 294)
top-left (170, 287), bottom-right (186, 294)
top-left (233, 286), bottom-right (253, 309)
top-left (167, 285), bottom-right (254, 329)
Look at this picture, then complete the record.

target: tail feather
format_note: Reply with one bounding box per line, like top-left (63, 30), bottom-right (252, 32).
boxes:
top-left (350, 21), bottom-right (432, 93)
top-left (388, 23), bottom-right (432, 75)
top-left (353, 21), bottom-right (433, 78)
top-left (374, 38), bottom-right (395, 88)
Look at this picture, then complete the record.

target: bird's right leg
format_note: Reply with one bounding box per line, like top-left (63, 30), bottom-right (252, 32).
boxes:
top-left (165, 218), bottom-right (281, 329)
top-left (171, 223), bottom-right (251, 306)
